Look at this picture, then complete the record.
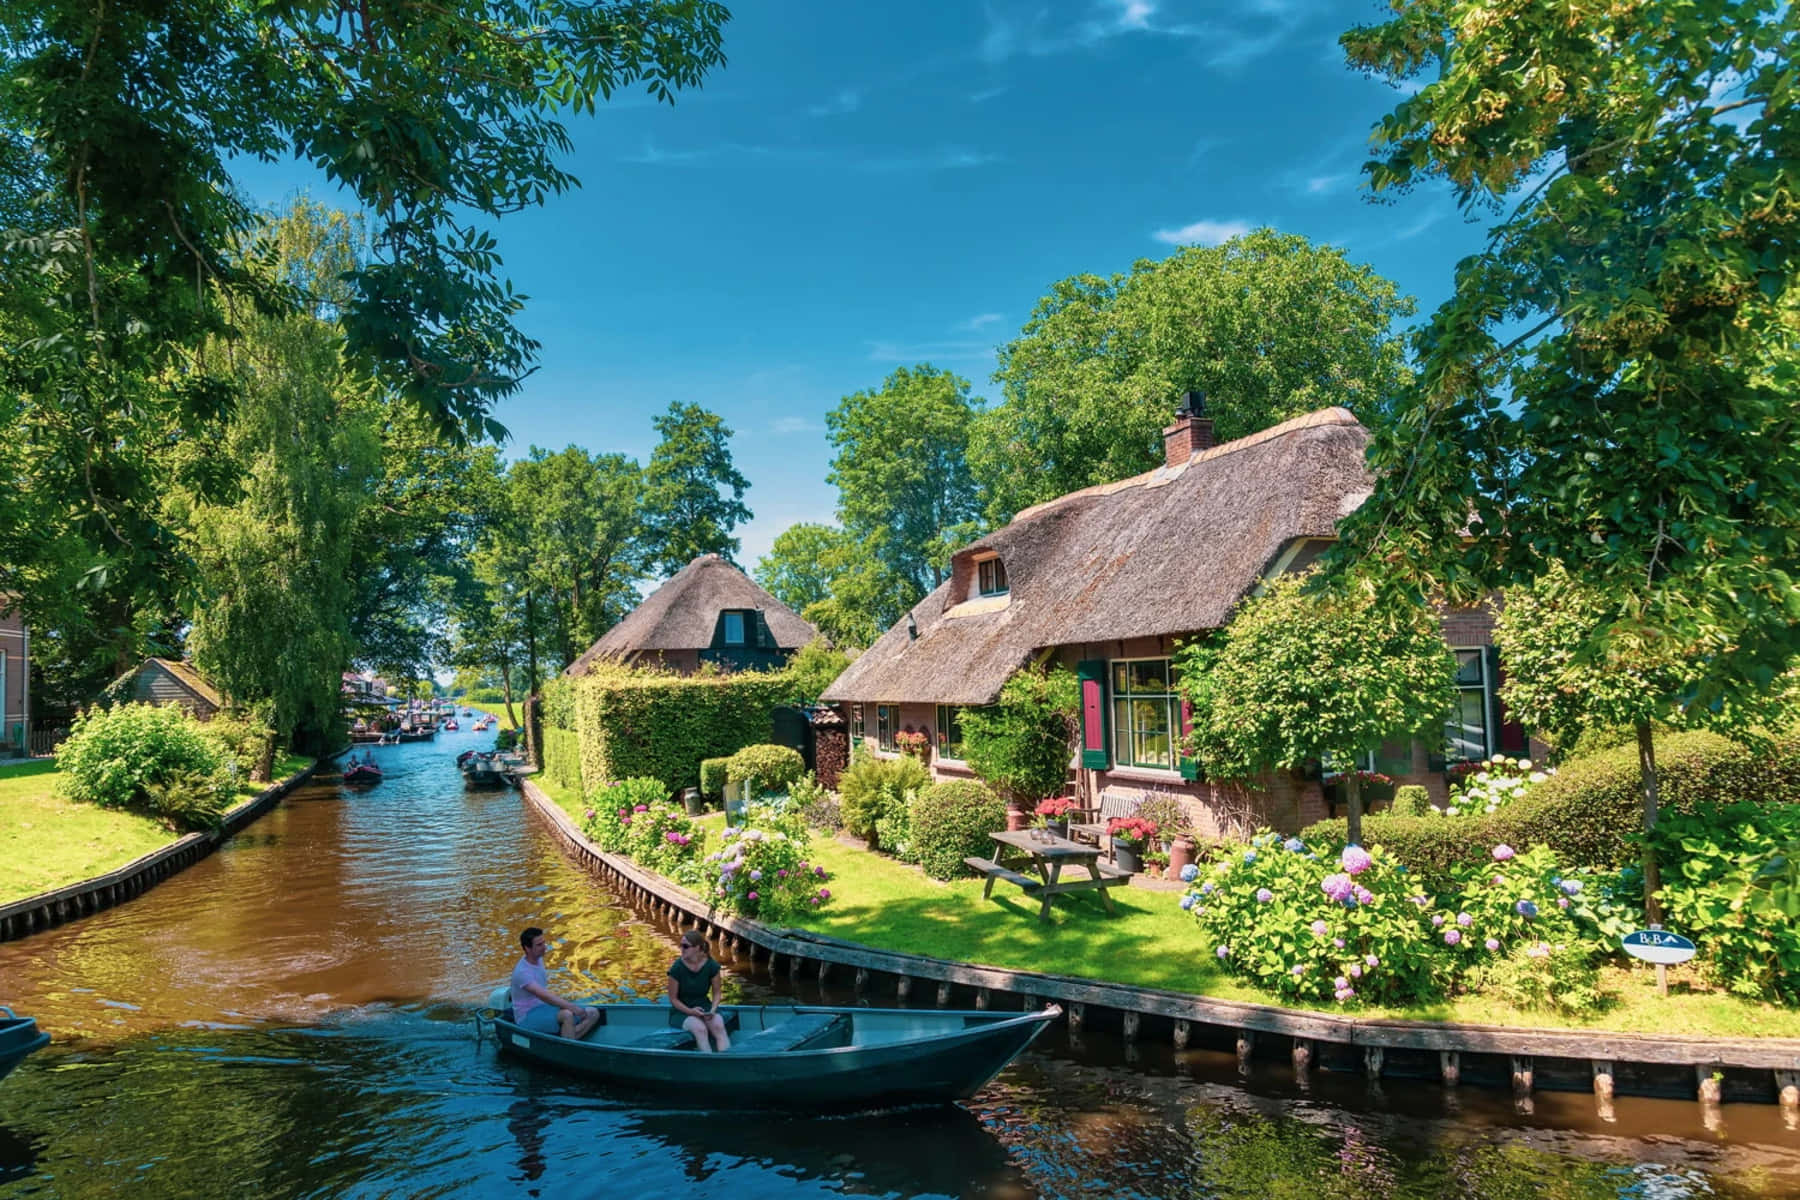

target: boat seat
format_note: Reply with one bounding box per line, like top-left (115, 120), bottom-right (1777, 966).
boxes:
top-left (730, 1012), bottom-right (850, 1053)
top-left (626, 1010), bottom-right (741, 1050)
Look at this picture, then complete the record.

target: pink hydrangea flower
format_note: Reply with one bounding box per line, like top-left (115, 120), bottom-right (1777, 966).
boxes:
top-left (1444, 929), bottom-right (1462, 946)
top-left (1310, 920), bottom-right (1329, 937)
top-left (1491, 844), bottom-right (1515, 861)
top-left (1340, 845), bottom-right (1374, 875)
top-left (1321, 873), bottom-right (1355, 903)
top-left (747, 891), bottom-right (759, 901)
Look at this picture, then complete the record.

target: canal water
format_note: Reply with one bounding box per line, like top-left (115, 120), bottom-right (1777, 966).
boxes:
top-left (2, 733), bottom-right (1797, 1198)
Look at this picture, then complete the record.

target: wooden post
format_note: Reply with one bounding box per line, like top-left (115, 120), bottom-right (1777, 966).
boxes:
top-left (1173, 1020), bottom-right (1191, 1050)
top-left (1235, 1030), bottom-right (1254, 1073)
top-left (787, 953), bottom-right (801, 979)
top-left (1363, 1046), bottom-right (1383, 1081)
top-left (1292, 1039), bottom-right (1313, 1078)
top-left (936, 982), bottom-right (952, 1007)
top-left (1440, 1051), bottom-right (1461, 1087)
top-left (975, 988), bottom-right (991, 1011)
top-left (1067, 1003), bottom-right (1086, 1032)
top-left (1592, 1061), bottom-right (1615, 1100)
top-left (816, 961), bottom-right (830, 985)
top-left (854, 967), bottom-right (870, 996)
top-left (896, 975), bottom-right (912, 1001)
top-left (1697, 1065), bottom-right (1723, 1105)
top-left (1121, 1011), bottom-right (1141, 1042)
top-left (1776, 1070), bottom-right (1800, 1113)
top-left (1512, 1056), bottom-right (1534, 1096)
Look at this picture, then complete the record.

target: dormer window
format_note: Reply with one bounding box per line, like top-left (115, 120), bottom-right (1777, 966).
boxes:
top-left (722, 611), bottom-right (748, 645)
top-left (976, 555), bottom-right (1008, 597)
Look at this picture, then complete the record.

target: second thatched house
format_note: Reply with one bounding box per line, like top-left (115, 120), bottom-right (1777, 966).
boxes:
top-left (821, 401), bottom-right (1522, 836)
top-left (565, 553), bottom-right (819, 677)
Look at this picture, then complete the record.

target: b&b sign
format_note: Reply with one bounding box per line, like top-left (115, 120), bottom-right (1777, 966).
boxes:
top-left (1621, 929), bottom-right (1697, 965)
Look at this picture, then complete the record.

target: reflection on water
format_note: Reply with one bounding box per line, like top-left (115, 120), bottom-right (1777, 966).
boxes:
top-left (0, 732), bottom-right (1797, 1197)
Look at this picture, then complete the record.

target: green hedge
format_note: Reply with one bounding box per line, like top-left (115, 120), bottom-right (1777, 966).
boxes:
top-left (725, 743), bottom-right (806, 793)
top-left (699, 757), bottom-right (730, 800)
top-left (573, 671), bottom-right (792, 792)
top-left (911, 780), bottom-right (1006, 880)
top-left (541, 727), bottom-right (584, 795)
top-left (1302, 729), bottom-right (1800, 876)
top-left (540, 676), bottom-right (576, 731)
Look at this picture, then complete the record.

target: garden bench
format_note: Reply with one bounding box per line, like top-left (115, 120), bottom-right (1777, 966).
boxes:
top-left (964, 857), bottom-right (1043, 894)
top-left (1065, 790), bottom-right (1141, 860)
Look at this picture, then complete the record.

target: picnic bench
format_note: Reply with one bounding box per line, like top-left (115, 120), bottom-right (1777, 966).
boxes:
top-left (966, 828), bottom-right (1131, 921)
top-left (1065, 790), bottom-right (1141, 861)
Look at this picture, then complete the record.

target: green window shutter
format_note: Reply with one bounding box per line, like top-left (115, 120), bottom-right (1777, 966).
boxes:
top-left (1076, 659), bottom-right (1110, 770)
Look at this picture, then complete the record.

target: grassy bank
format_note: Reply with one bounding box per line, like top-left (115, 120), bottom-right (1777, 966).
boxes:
top-left (529, 783), bottom-right (1799, 1040)
top-left (0, 755), bottom-right (310, 905)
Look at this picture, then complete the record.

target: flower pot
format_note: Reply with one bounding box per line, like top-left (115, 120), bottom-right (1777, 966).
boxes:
top-left (1168, 836), bottom-right (1196, 877)
top-left (681, 787), bottom-right (707, 816)
top-left (1047, 819), bottom-right (1068, 840)
top-left (1111, 839), bottom-right (1143, 874)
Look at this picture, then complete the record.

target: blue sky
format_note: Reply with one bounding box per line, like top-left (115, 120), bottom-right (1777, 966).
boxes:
top-left (244, 0), bottom-right (1489, 572)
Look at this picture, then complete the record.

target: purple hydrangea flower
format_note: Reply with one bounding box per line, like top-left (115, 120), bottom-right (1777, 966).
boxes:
top-left (1179, 894), bottom-right (1196, 911)
top-left (584, 808), bottom-right (596, 821)
top-left (1444, 929), bottom-right (1462, 946)
top-left (1332, 937), bottom-right (1345, 949)
top-left (815, 866), bottom-right (827, 877)
top-left (1290, 964), bottom-right (1305, 976)
top-left (1255, 888), bottom-right (1274, 903)
top-left (747, 891), bottom-right (759, 901)
top-left (1352, 886), bottom-right (1375, 906)
top-left (1456, 912), bottom-right (1473, 927)
top-left (1179, 863), bottom-right (1199, 883)
top-left (749, 869), bottom-right (763, 881)
top-left (1527, 942), bottom-right (1550, 959)
top-left (1485, 938), bottom-right (1500, 952)
top-left (634, 804), bottom-right (649, 813)
top-left (1492, 844), bottom-right (1516, 861)
top-left (1321, 873), bottom-right (1355, 903)
top-left (1341, 845), bottom-right (1374, 876)
top-left (1365, 954), bottom-right (1379, 967)
top-left (1201, 881), bottom-right (1216, 895)
top-left (1334, 987), bottom-right (1355, 1002)
top-left (1431, 914), bottom-right (1445, 927)
top-left (1349, 964), bottom-right (1363, 979)
top-left (1311, 920), bottom-right (1329, 937)
top-left (777, 869), bottom-right (788, 879)
top-left (1557, 896), bottom-right (1570, 909)
top-left (1334, 976), bottom-right (1349, 989)
top-left (1516, 899), bottom-right (1538, 918)
top-left (1216, 944), bottom-right (1230, 959)
top-left (1284, 837), bottom-right (1306, 853)
top-left (1243, 850), bottom-right (1257, 864)
top-left (1560, 879), bottom-right (1582, 896)
top-left (818, 888), bottom-right (831, 900)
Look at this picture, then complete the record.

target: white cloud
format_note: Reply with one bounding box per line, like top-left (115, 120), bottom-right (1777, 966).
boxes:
top-left (1306, 172), bottom-right (1348, 195)
top-left (866, 339), bottom-right (1000, 364)
top-left (969, 84), bottom-right (1010, 103)
top-left (958, 312), bottom-right (1004, 332)
top-left (771, 416), bottom-right (821, 434)
top-left (808, 89), bottom-right (862, 118)
top-left (1151, 217), bottom-right (1254, 246)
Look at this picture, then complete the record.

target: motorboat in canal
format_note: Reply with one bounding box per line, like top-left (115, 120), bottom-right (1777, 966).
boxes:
top-left (457, 750), bottom-right (511, 788)
top-left (479, 998), bottom-right (1059, 1109)
top-left (0, 1008), bottom-right (49, 1084)
top-left (442, 719), bottom-right (460, 732)
top-left (343, 759), bottom-right (383, 786)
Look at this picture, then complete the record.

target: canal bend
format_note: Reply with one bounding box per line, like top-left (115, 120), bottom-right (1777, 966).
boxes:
top-left (0, 732), bottom-right (1796, 1198)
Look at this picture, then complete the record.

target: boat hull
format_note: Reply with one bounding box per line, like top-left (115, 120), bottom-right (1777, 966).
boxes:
top-left (0, 1011), bottom-right (49, 1084)
top-left (489, 1003), bottom-right (1055, 1109)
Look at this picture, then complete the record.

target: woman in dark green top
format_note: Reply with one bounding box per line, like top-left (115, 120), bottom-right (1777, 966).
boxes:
top-left (666, 930), bottom-right (730, 1051)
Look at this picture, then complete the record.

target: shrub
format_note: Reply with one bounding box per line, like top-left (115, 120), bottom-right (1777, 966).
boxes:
top-left (205, 710), bottom-right (275, 781)
top-left (495, 727), bottom-right (521, 753)
top-left (1302, 728), bottom-right (1800, 874)
top-left (960, 666), bottom-right (1079, 804)
top-left (1135, 792), bottom-right (1185, 839)
top-left (57, 703), bottom-right (234, 830)
top-left (699, 757), bottom-right (730, 800)
top-left (574, 670), bottom-right (792, 792)
top-left (724, 744), bottom-right (806, 794)
top-left (581, 777), bottom-right (670, 851)
top-left (701, 826), bottom-right (831, 922)
top-left (1393, 785), bottom-right (1432, 817)
top-left (788, 773), bottom-right (840, 831)
top-left (744, 800), bottom-right (810, 842)
top-left (1651, 803), bottom-right (1800, 1002)
top-left (623, 803), bottom-right (706, 879)
top-left (1180, 832), bottom-right (1612, 1008)
top-left (541, 727), bottom-right (583, 795)
top-left (911, 780), bottom-right (1006, 880)
top-left (1444, 755), bottom-right (1553, 817)
top-left (838, 755), bottom-right (930, 851)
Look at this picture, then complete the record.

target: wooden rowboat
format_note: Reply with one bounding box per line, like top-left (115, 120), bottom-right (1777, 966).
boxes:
top-left (0, 1008), bottom-right (49, 1084)
top-left (481, 999), bottom-right (1059, 1109)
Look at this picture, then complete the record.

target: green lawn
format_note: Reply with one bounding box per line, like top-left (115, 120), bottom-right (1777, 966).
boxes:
top-left (0, 755), bottom-right (311, 905)
top-left (535, 796), bottom-right (1799, 1040)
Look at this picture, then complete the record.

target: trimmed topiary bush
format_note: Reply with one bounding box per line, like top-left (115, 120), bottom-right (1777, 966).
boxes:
top-left (725, 743), bottom-right (805, 795)
top-left (1393, 784), bottom-right (1432, 817)
top-left (699, 757), bottom-right (730, 800)
top-left (1303, 729), bottom-right (1800, 876)
top-left (911, 780), bottom-right (1007, 880)
top-left (56, 703), bottom-right (234, 831)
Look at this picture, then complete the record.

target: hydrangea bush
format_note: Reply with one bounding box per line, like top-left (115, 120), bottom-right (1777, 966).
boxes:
top-left (1180, 831), bottom-right (1624, 1012)
top-left (701, 826), bottom-right (832, 922)
top-left (1442, 755), bottom-right (1553, 817)
top-left (581, 777), bottom-right (674, 851)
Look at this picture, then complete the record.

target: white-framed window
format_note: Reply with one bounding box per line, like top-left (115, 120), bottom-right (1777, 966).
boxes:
top-left (1110, 658), bottom-right (1180, 770)
top-left (850, 703), bottom-right (865, 742)
top-left (976, 556), bottom-right (1008, 597)
top-left (722, 611), bottom-right (747, 645)
top-left (935, 704), bottom-right (967, 760)
top-left (876, 704), bottom-right (900, 752)
top-left (1446, 648), bottom-right (1494, 762)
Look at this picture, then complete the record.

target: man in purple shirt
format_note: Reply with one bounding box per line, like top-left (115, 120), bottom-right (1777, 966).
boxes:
top-left (510, 927), bottom-right (599, 1040)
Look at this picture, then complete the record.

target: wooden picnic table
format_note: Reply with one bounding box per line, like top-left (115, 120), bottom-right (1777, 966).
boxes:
top-left (965, 829), bottom-right (1131, 921)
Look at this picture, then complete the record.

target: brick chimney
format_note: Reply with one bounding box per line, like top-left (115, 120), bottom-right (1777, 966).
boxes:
top-left (1162, 389), bottom-right (1215, 468)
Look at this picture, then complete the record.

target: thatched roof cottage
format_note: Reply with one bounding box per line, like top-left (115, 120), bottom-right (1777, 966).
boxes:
top-left (822, 401), bottom-right (1521, 836)
top-left (566, 554), bottom-right (818, 677)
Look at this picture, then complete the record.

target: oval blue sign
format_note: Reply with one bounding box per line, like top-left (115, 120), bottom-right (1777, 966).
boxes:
top-left (1621, 929), bottom-right (1696, 964)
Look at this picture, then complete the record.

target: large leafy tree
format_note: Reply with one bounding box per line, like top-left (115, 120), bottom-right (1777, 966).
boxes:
top-left (754, 522), bottom-right (846, 616)
top-left (970, 231), bottom-right (1415, 521)
top-left (1176, 571), bottom-right (1457, 846)
top-left (753, 522), bottom-right (914, 651)
top-left (826, 364), bottom-right (983, 603)
top-left (640, 401), bottom-right (751, 576)
top-left (1338, 0), bottom-right (1800, 886)
top-left (0, 0), bottom-right (729, 441)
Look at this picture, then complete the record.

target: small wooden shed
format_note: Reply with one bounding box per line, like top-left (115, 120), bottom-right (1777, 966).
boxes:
top-left (113, 657), bottom-right (224, 721)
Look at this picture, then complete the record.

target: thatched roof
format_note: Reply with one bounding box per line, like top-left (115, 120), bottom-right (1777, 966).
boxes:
top-left (823, 407), bottom-right (1373, 706)
top-left (565, 554), bottom-right (818, 676)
